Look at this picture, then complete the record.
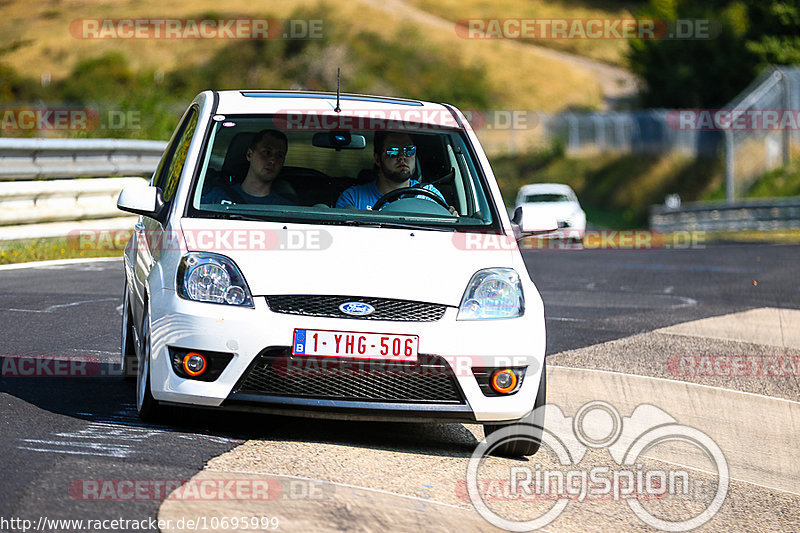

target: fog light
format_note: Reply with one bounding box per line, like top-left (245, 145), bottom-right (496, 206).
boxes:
top-left (491, 369), bottom-right (518, 394)
top-left (182, 352), bottom-right (208, 377)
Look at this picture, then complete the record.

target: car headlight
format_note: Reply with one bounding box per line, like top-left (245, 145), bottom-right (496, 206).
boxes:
top-left (457, 268), bottom-right (524, 320)
top-left (177, 252), bottom-right (253, 307)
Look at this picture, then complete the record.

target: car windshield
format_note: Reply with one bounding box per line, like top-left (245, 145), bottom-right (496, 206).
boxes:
top-left (187, 115), bottom-right (499, 230)
top-left (524, 193), bottom-right (571, 203)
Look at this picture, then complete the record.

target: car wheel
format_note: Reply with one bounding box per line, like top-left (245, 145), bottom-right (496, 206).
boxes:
top-left (120, 282), bottom-right (137, 380)
top-left (136, 307), bottom-right (162, 422)
top-left (483, 364), bottom-right (547, 457)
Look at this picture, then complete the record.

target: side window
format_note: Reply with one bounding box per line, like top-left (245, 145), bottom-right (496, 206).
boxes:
top-left (153, 106), bottom-right (200, 203)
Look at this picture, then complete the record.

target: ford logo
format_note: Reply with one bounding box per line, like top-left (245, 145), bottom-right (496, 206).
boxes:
top-left (339, 302), bottom-right (375, 316)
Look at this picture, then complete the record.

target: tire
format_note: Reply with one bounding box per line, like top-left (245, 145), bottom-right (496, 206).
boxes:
top-left (120, 282), bottom-right (137, 380)
top-left (483, 363), bottom-right (547, 457)
top-left (136, 306), bottom-right (162, 422)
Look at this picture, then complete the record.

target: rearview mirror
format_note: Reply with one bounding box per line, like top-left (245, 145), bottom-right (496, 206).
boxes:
top-left (312, 131), bottom-right (367, 150)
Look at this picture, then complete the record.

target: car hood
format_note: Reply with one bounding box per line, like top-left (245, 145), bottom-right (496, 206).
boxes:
top-left (179, 218), bottom-right (518, 305)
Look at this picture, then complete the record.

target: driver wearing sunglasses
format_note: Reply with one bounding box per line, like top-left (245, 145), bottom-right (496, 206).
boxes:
top-left (336, 132), bottom-right (456, 214)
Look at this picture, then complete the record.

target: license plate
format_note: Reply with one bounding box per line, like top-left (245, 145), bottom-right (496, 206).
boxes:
top-left (292, 329), bottom-right (418, 362)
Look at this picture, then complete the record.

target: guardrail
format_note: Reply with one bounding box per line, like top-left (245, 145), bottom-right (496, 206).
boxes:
top-left (0, 177), bottom-right (148, 226)
top-left (0, 138), bottom-right (166, 179)
top-left (650, 197), bottom-right (800, 233)
top-left (0, 138), bottom-right (163, 240)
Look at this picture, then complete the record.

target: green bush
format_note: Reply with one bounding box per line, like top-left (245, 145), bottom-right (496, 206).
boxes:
top-left (745, 164), bottom-right (800, 197)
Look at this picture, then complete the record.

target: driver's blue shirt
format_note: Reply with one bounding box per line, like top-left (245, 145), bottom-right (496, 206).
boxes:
top-left (336, 179), bottom-right (445, 210)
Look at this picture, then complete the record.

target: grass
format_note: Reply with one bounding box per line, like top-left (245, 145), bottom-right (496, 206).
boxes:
top-left (702, 230), bottom-right (800, 244)
top-left (0, 237), bottom-right (123, 265)
top-left (744, 164), bottom-right (800, 198)
top-left (706, 159), bottom-right (800, 201)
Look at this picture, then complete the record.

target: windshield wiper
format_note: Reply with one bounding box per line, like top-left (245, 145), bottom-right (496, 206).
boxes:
top-left (354, 220), bottom-right (457, 232)
top-left (201, 212), bottom-right (272, 222)
top-left (198, 212), bottom-right (458, 231)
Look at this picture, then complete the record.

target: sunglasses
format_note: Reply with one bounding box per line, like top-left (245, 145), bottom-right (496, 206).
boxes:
top-left (384, 145), bottom-right (416, 158)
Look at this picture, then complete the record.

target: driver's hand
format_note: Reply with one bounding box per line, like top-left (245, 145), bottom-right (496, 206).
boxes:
top-left (448, 206), bottom-right (459, 217)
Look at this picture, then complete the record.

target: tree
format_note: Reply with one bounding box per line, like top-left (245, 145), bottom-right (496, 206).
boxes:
top-left (746, 1), bottom-right (800, 66)
top-left (628, 0), bottom-right (800, 108)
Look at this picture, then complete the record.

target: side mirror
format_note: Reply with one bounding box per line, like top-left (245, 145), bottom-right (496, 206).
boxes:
top-left (117, 185), bottom-right (166, 223)
top-left (511, 206), bottom-right (558, 240)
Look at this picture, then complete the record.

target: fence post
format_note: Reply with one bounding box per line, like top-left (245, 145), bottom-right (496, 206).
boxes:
top-left (566, 113), bottom-right (579, 154)
top-left (780, 71), bottom-right (791, 167)
top-left (725, 128), bottom-right (735, 203)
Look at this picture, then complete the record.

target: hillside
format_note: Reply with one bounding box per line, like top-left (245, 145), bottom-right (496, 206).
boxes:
top-left (405, 0), bottom-right (642, 67)
top-left (0, 0), bottom-right (641, 113)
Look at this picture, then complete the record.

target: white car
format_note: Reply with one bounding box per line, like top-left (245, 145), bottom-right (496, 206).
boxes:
top-left (118, 90), bottom-right (552, 456)
top-left (515, 183), bottom-right (586, 242)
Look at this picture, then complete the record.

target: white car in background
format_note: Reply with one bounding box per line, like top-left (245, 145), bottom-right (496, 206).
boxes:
top-left (515, 183), bottom-right (586, 242)
top-left (117, 90), bottom-right (553, 456)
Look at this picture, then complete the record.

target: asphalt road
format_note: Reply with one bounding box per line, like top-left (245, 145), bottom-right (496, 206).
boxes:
top-left (526, 243), bottom-right (800, 354)
top-left (0, 243), bottom-right (798, 532)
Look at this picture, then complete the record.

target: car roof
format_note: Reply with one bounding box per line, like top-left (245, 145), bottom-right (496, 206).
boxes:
top-left (517, 183), bottom-right (575, 195)
top-left (212, 90), bottom-right (464, 129)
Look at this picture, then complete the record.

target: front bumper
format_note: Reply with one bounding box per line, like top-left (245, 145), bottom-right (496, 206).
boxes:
top-left (148, 288), bottom-right (546, 423)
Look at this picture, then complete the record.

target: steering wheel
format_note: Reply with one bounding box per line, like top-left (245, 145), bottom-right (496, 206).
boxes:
top-left (372, 186), bottom-right (450, 211)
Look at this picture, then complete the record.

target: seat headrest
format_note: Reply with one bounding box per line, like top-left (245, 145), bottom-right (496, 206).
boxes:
top-left (221, 131), bottom-right (256, 182)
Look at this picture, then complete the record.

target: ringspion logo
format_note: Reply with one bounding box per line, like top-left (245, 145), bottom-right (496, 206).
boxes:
top-left (467, 401), bottom-right (729, 531)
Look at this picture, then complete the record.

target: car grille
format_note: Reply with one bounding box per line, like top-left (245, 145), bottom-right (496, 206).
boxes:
top-left (234, 349), bottom-right (465, 404)
top-left (265, 295), bottom-right (447, 322)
